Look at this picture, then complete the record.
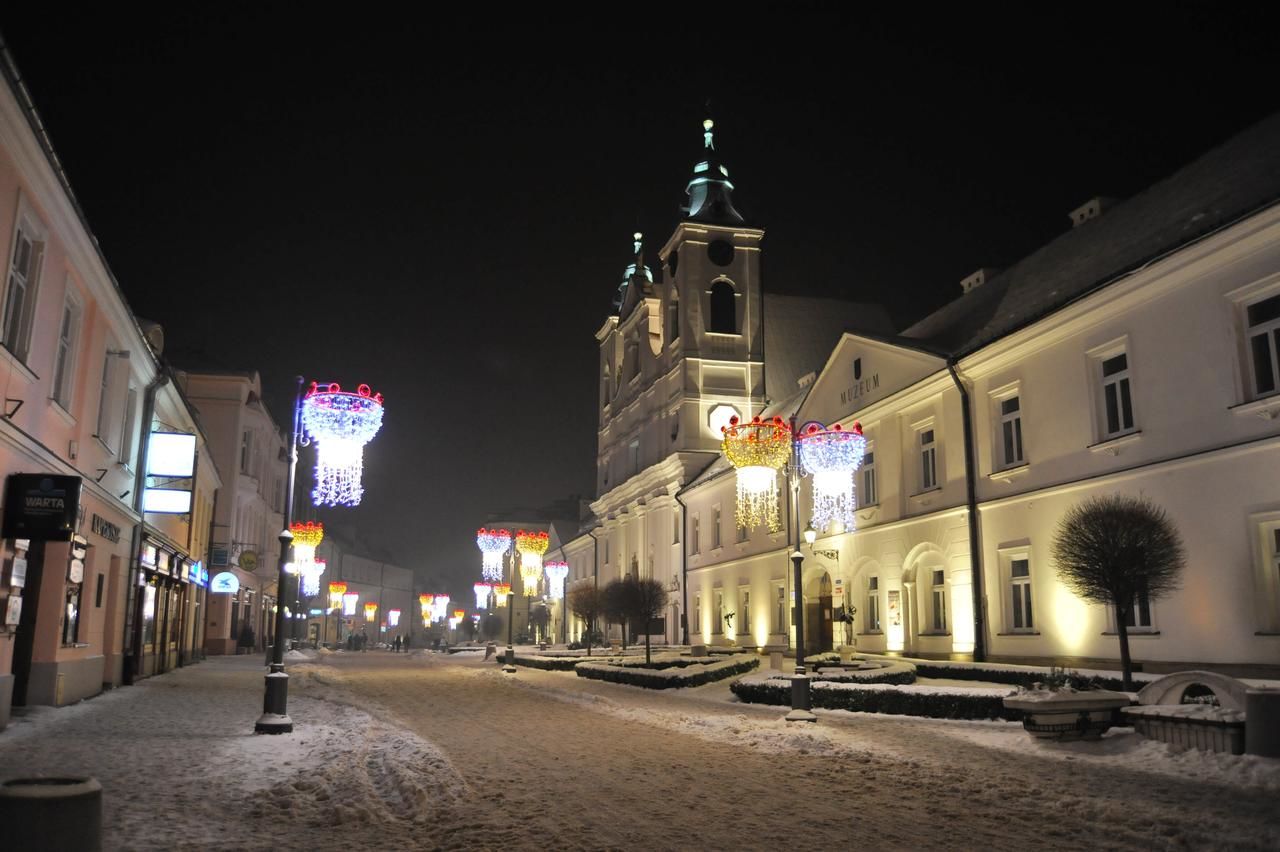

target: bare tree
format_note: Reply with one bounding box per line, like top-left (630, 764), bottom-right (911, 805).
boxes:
top-left (1051, 494), bottom-right (1185, 688)
top-left (602, 579), bottom-right (637, 650)
top-left (629, 577), bottom-right (670, 664)
top-left (567, 584), bottom-right (604, 656)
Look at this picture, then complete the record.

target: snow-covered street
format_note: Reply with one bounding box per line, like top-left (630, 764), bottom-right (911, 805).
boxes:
top-left (2, 650), bottom-right (1278, 850)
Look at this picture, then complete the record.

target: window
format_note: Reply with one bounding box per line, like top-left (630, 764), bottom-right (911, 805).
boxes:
top-left (866, 576), bottom-right (880, 631)
top-left (630, 439), bottom-right (640, 475)
top-left (999, 396), bottom-right (1025, 468)
top-left (691, 514), bottom-right (700, 554)
top-left (62, 582), bottom-right (82, 645)
top-left (861, 446), bottom-right (877, 506)
top-left (1010, 558), bottom-right (1033, 631)
top-left (1246, 293), bottom-right (1280, 397)
top-left (627, 342), bottom-right (639, 381)
top-left (712, 505), bottom-right (722, 549)
top-left (713, 590), bottom-right (723, 634)
top-left (667, 286), bottom-right (680, 343)
top-left (673, 512), bottom-right (680, 545)
top-left (773, 583), bottom-right (786, 633)
top-left (119, 387), bottom-right (138, 466)
top-left (919, 429), bottom-right (938, 491)
top-left (1121, 578), bottom-right (1153, 630)
top-left (740, 588), bottom-right (751, 634)
top-left (3, 215), bottom-right (45, 362)
top-left (240, 430), bottom-right (252, 474)
top-left (709, 280), bottom-right (736, 334)
top-left (604, 537), bottom-right (610, 566)
top-left (694, 594), bottom-right (701, 636)
top-left (51, 292), bottom-right (83, 409)
top-left (737, 520), bottom-right (748, 543)
top-left (1099, 351), bottom-right (1135, 437)
top-left (930, 568), bottom-right (947, 632)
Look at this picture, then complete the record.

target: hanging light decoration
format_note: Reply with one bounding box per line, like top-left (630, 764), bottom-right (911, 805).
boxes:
top-left (433, 594), bottom-right (450, 622)
top-left (300, 382), bottom-right (385, 507)
top-left (473, 582), bottom-right (493, 610)
top-left (476, 528), bottom-right (512, 583)
top-left (544, 561), bottom-right (569, 600)
top-left (328, 581), bottom-right (347, 611)
top-left (290, 520), bottom-right (327, 596)
top-left (515, 530), bottom-right (548, 597)
top-left (493, 582), bottom-right (511, 605)
top-left (722, 415), bottom-right (792, 532)
top-left (342, 593), bottom-right (359, 616)
top-left (453, 609), bottom-right (466, 620)
top-left (797, 420), bottom-right (867, 533)
top-left (301, 560), bottom-right (326, 597)
top-left (363, 602), bottom-right (378, 621)
top-left (419, 593), bottom-right (435, 624)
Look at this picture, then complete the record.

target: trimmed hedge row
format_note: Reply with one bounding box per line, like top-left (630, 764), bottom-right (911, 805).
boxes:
top-left (511, 654), bottom-right (628, 671)
top-left (577, 656), bottom-right (759, 689)
top-left (912, 663), bottom-right (1130, 693)
top-left (805, 668), bottom-right (916, 686)
top-left (730, 678), bottom-right (1020, 721)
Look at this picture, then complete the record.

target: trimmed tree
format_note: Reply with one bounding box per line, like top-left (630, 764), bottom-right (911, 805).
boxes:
top-left (1051, 494), bottom-right (1186, 689)
top-left (629, 577), bottom-right (670, 664)
top-left (602, 579), bottom-right (638, 649)
top-left (567, 584), bottom-right (604, 656)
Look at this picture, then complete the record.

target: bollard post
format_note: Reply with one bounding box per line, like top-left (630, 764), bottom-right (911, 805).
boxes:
top-left (0, 777), bottom-right (102, 851)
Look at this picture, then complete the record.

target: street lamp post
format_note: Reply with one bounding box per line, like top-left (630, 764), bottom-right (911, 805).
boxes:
top-left (255, 376), bottom-right (304, 735)
top-left (785, 414), bottom-right (816, 722)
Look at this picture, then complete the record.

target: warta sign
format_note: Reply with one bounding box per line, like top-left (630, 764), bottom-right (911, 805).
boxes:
top-left (2, 474), bottom-right (82, 541)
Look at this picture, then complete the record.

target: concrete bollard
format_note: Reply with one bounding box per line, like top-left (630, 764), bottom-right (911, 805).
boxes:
top-left (691, 644), bottom-right (707, 657)
top-left (770, 651), bottom-right (784, 670)
top-left (1246, 688), bottom-right (1280, 757)
top-left (0, 776), bottom-right (102, 851)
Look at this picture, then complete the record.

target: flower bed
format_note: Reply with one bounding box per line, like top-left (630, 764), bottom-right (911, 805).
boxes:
top-left (731, 669), bottom-right (1018, 720)
top-left (576, 654), bottom-right (759, 689)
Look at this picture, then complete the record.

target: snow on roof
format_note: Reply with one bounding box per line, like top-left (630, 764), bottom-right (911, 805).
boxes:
top-left (902, 110), bottom-right (1280, 356)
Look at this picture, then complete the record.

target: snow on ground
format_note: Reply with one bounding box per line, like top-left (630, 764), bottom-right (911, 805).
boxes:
top-left (0, 655), bottom-right (466, 850)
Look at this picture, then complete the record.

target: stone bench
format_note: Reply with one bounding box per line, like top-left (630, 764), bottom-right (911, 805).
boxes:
top-left (1122, 671), bottom-right (1251, 755)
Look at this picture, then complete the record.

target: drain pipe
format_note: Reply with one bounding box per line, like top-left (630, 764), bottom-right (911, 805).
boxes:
top-left (946, 358), bottom-right (986, 663)
top-left (124, 365), bottom-right (170, 683)
top-left (674, 490), bottom-right (689, 645)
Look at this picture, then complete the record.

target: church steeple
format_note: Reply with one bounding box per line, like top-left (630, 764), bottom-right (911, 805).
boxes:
top-left (683, 118), bottom-right (744, 225)
top-left (612, 231), bottom-right (653, 313)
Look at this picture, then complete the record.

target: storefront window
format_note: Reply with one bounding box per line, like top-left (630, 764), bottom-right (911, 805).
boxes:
top-left (62, 584), bottom-right (81, 645)
top-left (142, 583), bottom-right (158, 648)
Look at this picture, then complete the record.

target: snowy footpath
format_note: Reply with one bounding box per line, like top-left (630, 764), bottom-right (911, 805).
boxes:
top-left (2, 649), bottom-right (1279, 850)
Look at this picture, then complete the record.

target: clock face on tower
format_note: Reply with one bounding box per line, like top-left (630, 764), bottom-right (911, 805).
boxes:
top-left (707, 239), bottom-right (734, 267)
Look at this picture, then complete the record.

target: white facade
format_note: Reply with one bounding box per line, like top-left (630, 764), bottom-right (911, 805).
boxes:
top-left (682, 114), bottom-right (1280, 675)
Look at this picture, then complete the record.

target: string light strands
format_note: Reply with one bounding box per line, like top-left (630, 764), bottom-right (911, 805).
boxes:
top-left (515, 530), bottom-right (549, 597)
top-left (290, 521), bottom-right (326, 596)
top-left (493, 582), bottom-right (511, 605)
top-left (363, 602), bottom-right (378, 622)
top-left (543, 561), bottom-right (569, 600)
top-left (797, 420), bottom-right (867, 533)
top-left (328, 582), bottom-right (347, 611)
top-left (433, 594), bottom-right (450, 623)
top-left (722, 415), bottom-right (792, 532)
top-left (476, 528), bottom-right (512, 583)
top-left (300, 382), bottom-right (385, 507)
top-left (419, 593), bottom-right (435, 627)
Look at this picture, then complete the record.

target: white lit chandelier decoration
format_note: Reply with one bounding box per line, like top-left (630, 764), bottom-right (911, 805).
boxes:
top-left (290, 521), bottom-right (326, 597)
top-left (543, 561), bottom-right (569, 600)
top-left (721, 415), bottom-right (792, 532)
top-left (432, 594), bottom-right (450, 623)
top-left (473, 582), bottom-right (492, 610)
top-left (476, 528), bottom-right (512, 583)
top-left (300, 382), bottom-right (385, 507)
top-left (797, 421), bottom-right (867, 533)
top-left (515, 530), bottom-right (549, 597)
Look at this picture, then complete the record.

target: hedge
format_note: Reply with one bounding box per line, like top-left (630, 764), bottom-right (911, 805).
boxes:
top-left (511, 653), bottom-right (628, 671)
top-left (911, 662), bottom-right (1132, 693)
top-left (577, 655), bottom-right (759, 689)
top-left (730, 677), bottom-right (1020, 721)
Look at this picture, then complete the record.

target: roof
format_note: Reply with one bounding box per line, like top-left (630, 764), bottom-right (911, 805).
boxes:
top-left (902, 110), bottom-right (1280, 355)
top-left (764, 293), bottom-right (894, 401)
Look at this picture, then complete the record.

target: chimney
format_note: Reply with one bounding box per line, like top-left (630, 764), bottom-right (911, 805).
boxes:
top-left (1068, 196), bottom-right (1116, 229)
top-left (960, 268), bottom-right (1000, 295)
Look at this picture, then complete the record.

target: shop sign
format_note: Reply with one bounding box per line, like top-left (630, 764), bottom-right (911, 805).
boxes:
top-left (142, 488), bottom-right (192, 514)
top-left (4, 594), bottom-right (20, 625)
top-left (210, 572), bottom-right (240, 594)
top-left (156, 550), bottom-right (171, 576)
top-left (211, 545), bottom-right (229, 567)
top-left (140, 543), bottom-right (157, 568)
top-left (239, 551), bottom-right (259, 572)
top-left (146, 432), bottom-right (197, 477)
top-left (91, 514), bottom-right (121, 543)
top-left (189, 561), bottom-right (206, 587)
top-left (68, 535), bottom-right (87, 584)
top-left (887, 589), bottom-right (902, 627)
top-left (2, 474), bottom-right (82, 542)
top-left (309, 609), bottom-right (323, 616)
top-left (10, 556), bottom-right (27, 588)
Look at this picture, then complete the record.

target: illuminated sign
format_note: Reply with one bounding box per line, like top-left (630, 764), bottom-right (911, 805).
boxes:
top-left (143, 488), bottom-right (193, 514)
top-left (146, 432), bottom-right (197, 477)
top-left (210, 572), bottom-right (240, 594)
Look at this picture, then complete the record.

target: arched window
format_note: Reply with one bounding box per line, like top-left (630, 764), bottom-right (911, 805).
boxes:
top-left (667, 286), bottom-right (680, 343)
top-left (709, 280), bottom-right (736, 334)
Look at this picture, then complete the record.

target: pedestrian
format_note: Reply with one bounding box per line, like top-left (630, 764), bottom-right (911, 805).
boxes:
top-left (394, 634), bottom-right (402, 653)
top-left (360, 630), bottom-right (368, 652)
top-left (404, 633), bottom-right (412, 653)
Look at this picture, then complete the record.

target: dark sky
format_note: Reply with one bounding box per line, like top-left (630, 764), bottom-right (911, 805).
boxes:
top-left (2, 9), bottom-right (1277, 602)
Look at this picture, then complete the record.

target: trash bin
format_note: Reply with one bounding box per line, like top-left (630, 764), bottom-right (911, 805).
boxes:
top-left (0, 776), bottom-right (102, 851)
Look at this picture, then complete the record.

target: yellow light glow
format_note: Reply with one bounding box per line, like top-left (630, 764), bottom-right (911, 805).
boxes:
top-left (1049, 584), bottom-right (1092, 654)
top-left (290, 521), bottom-right (325, 549)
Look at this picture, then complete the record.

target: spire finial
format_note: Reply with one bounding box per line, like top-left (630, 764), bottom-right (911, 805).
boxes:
top-left (703, 118), bottom-right (714, 151)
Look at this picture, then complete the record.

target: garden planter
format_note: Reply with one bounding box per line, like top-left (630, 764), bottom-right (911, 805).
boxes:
top-left (1002, 690), bottom-right (1131, 740)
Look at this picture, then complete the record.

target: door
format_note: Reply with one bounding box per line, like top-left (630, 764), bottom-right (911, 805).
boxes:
top-left (818, 573), bottom-right (834, 652)
top-left (11, 541), bottom-right (46, 706)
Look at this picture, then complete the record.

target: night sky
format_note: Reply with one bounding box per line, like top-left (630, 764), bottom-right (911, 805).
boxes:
top-left (1, 9), bottom-right (1276, 600)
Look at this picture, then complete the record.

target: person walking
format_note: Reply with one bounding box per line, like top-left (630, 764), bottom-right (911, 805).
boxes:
top-left (404, 633), bottom-right (412, 653)
top-left (393, 634), bottom-right (402, 653)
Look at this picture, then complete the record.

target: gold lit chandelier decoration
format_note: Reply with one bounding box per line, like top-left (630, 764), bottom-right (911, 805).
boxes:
top-left (515, 530), bottom-right (549, 597)
top-left (721, 415), bottom-right (792, 532)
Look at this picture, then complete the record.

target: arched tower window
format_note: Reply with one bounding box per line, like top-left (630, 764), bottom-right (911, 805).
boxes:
top-left (709, 280), bottom-right (736, 334)
top-left (667, 286), bottom-right (680, 343)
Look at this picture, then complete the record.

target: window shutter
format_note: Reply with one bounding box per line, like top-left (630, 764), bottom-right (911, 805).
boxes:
top-left (100, 355), bottom-right (129, 451)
